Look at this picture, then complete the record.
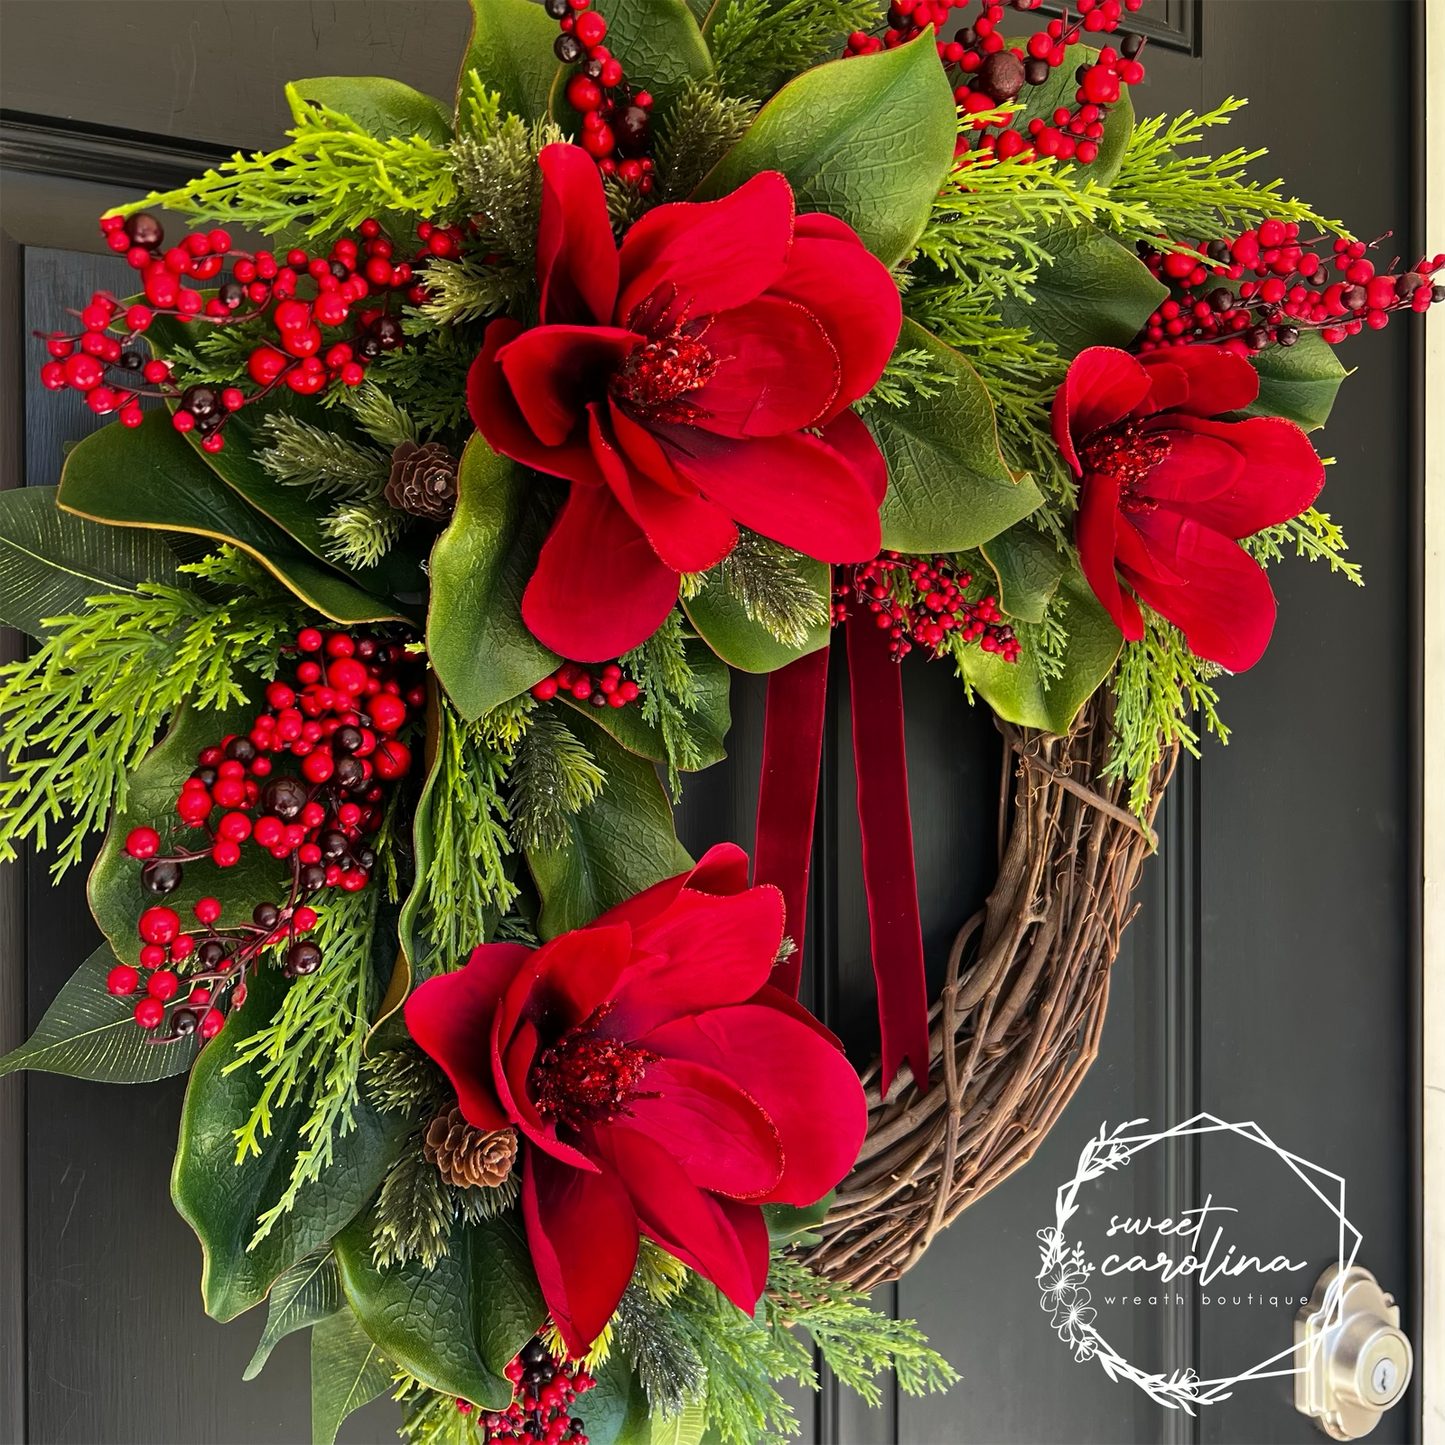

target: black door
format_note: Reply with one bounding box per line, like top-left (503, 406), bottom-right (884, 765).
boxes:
top-left (0, 3), bottom-right (1422, 1442)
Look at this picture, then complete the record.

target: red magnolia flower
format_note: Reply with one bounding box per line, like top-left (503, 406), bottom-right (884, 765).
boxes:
top-left (1053, 345), bottom-right (1326, 671)
top-left (404, 844), bottom-right (868, 1354)
top-left (467, 143), bottom-right (901, 661)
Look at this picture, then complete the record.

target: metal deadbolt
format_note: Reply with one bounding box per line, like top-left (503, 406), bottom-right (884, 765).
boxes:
top-left (1294, 1263), bottom-right (1412, 1439)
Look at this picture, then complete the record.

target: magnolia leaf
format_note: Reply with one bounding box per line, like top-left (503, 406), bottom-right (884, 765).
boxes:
top-left (997, 221), bottom-right (1167, 361)
top-left (651, 1403), bottom-right (707, 1445)
top-left (558, 639), bottom-right (730, 769)
top-left (57, 412), bottom-right (407, 623)
top-left (461, 0), bottom-right (569, 125)
top-left (428, 438), bottom-right (560, 720)
top-left (0, 942), bottom-right (198, 1083)
top-left (289, 76), bottom-right (453, 143)
top-left (467, 1209), bottom-right (549, 1375)
top-left (527, 710), bottom-right (692, 937)
top-left (579, 1354), bottom-right (654, 1445)
top-left (763, 1190), bottom-right (835, 1245)
top-left (1004, 40), bottom-right (1134, 185)
top-left (171, 961), bottom-right (404, 1323)
top-left (694, 38), bottom-right (956, 267)
top-left (310, 1304), bottom-right (395, 1445)
top-left (244, 1249), bottom-right (344, 1381)
top-left (956, 564), bottom-right (1121, 733)
top-left (681, 560), bottom-right (830, 673)
top-left (981, 524), bottom-right (1068, 624)
top-left (1240, 331), bottom-right (1347, 432)
top-left (873, 319), bottom-right (1042, 551)
top-left (0, 485), bottom-right (180, 638)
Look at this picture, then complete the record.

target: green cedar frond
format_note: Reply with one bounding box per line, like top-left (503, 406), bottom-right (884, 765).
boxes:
top-left (0, 569), bottom-right (295, 875)
top-left (1105, 614), bottom-right (1228, 816)
top-left (230, 888), bottom-right (383, 1243)
top-left (858, 348), bottom-right (961, 411)
top-left (708, 0), bottom-right (882, 104)
top-left (340, 380), bottom-right (419, 449)
top-left (508, 706), bottom-right (606, 852)
top-left (478, 692), bottom-right (537, 752)
top-left (713, 532), bottom-right (830, 649)
top-left (620, 610), bottom-right (703, 795)
top-left (397, 1378), bottom-right (488, 1445)
top-left (160, 324), bottom-right (262, 388)
top-left (115, 88), bottom-right (458, 236)
top-left (654, 81), bottom-right (758, 202)
top-left (1011, 586), bottom-right (1070, 689)
top-left (413, 251), bottom-right (529, 326)
top-left (320, 499), bottom-right (411, 569)
top-left (257, 414), bottom-right (390, 500)
top-left (1243, 506), bottom-right (1362, 584)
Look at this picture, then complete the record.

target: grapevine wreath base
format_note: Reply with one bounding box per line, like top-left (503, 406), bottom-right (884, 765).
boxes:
top-left (810, 695), bottom-right (1176, 1290)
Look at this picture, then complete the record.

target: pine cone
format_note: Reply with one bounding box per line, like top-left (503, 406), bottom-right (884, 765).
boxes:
top-left (385, 440), bottom-right (458, 520)
top-left (423, 1107), bottom-right (516, 1190)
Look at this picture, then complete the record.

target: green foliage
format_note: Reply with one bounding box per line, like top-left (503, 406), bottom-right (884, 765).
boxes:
top-left (0, 557), bottom-right (294, 875)
top-left (399, 1380), bottom-right (490, 1445)
top-left (114, 85), bottom-right (459, 236)
top-left (707, 0), bottom-right (882, 104)
top-left (653, 80), bottom-right (757, 201)
top-left (159, 321), bottom-right (265, 389)
top-left (707, 532), bottom-right (832, 650)
top-left (414, 251), bottom-right (530, 326)
top-left (341, 381), bottom-right (420, 450)
top-left (858, 346), bottom-right (960, 412)
top-left (312, 1304), bottom-right (397, 1445)
top-left (1241, 330), bottom-right (1348, 433)
top-left (681, 552), bottom-right (830, 672)
top-left (258, 415), bottom-right (391, 498)
top-left (245, 1248), bottom-right (343, 1380)
top-left (360, 328), bottom-right (481, 439)
top-left (509, 704), bottom-right (606, 852)
top-left (456, 0), bottom-right (562, 127)
top-left (225, 888), bottom-right (385, 1244)
top-left (619, 609), bottom-right (706, 794)
top-left (1244, 506), bottom-right (1362, 584)
top-left (1106, 613), bottom-right (1228, 816)
top-left (370, 1131), bottom-right (455, 1272)
top-left (321, 500), bottom-right (411, 570)
top-left (289, 75), bottom-right (452, 144)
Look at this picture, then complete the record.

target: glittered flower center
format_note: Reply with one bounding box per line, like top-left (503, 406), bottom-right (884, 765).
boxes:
top-left (1079, 419), bottom-right (1173, 513)
top-left (530, 1028), bottom-right (658, 1131)
top-left (611, 327), bottom-right (718, 422)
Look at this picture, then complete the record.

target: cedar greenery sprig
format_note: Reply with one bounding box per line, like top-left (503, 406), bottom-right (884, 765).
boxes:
top-left (620, 609), bottom-right (704, 795)
top-left (858, 347), bottom-right (961, 411)
top-left (1243, 505), bottom-right (1361, 584)
top-left (708, 0), bottom-right (883, 104)
top-left (0, 550), bottom-right (296, 876)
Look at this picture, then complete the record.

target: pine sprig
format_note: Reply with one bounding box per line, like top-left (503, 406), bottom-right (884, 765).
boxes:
top-left (0, 558), bottom-right (296, 875)
top-left (508, 705), bottom-right (605, 852)
top-left (114, 86), bottom-right (458, 236)
top-left (339, 380), bottom-right (419, 449)
top-left (321, 499), bottom-right (412, 569)
top-left (371, 1133), bottom-right (453, 1270)
top-left (708, 0), bottom-right (882, 103)
top-left (361, 327), bottom-right (479, 437)
top-left (706, 532), bottom-right (830, 649)
top-left (412, 251), bottom-right (529, 326)
top-left (1244, 505), bottom-right (1362, 584)
top-left (257, 414), bottom-right (390, 498)
top-left (620, 609), bottom-right (703, 795)
top-left (654, 81), bottom-right (758, 202)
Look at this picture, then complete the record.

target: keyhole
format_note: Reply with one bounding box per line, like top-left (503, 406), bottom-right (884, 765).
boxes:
top-left (1371, 1357), bottom-right (1397, 1398)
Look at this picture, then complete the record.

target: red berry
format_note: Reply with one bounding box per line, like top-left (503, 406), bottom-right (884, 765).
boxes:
top-left (212, 840), bottom-right (242, 867)
top-left (248, 346), bottom-right (289, 385)
top-left (133, 996), bottom-right (165, 1030)
top-left (302, 750), bottom-right (335, 783)
top-left (200, 1008), bottom-right (226, 1039)
top-left (368, 692), bottom-right (407, 733)
top-left (293, 906), bottom-right (318, 931)
top-left (139, 943), bottom-right (167, 968)
top-left (126, 826), bottom-right (162, 859)
top-left (372, 739), bottom-right (411, 780)
top-left (107, 965), bottom-right (140, 996)
top-left (139, 906), bottom-right (181, 945)
top-left (147, 968), bottom-right (179, 1001)
top-left (194, 896), bottom-right (222, 923)
top-left (327, 657), bottom-right (368, 694)
top-left (218, 811), bottom-right (252, 843)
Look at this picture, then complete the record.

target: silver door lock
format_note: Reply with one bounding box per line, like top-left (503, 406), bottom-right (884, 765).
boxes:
top-left (1294, 1264), bottom-right (1412, 1439)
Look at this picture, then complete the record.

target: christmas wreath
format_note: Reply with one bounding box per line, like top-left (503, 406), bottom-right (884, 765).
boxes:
top-left (3, 0), bottom-right (1434, 1440)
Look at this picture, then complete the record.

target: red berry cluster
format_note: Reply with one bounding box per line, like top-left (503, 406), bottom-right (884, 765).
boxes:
top-left (844, 0), bottom-right (1146, 165)
top-left (109, 627), bottom-right (420, 1040)
top-left (1134, 220), bottom-right (1445, 354)
top-left (834, 553), bottom-right (1020, 662)
top-left (467, 1338), bottom-right (593, 1444)
top-left (36, 211), bottom-right (428, 451)
top-left (529, 660), bottom-right (643, 708)
top-left (547, 0), bottom-right (655, 186)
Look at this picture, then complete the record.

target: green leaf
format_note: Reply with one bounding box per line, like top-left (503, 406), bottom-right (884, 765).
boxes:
top-left (763, 1190), bottom-right (834, 1245)
top-left (980, 524), bottom-right (1067, 624)
top-left (997, 221), bottom-right (1167, 361)
top-left (290, 76), bottom-right (453, 144)
top-left (681, 560), bottom-right (830, 673)
top-left (651, 1404), bottom-right (707, 1445)
top-left (558, 638), bottom-right (730, 769)
top-left (428, 438), bottom-right (560, 720)
top-left (0, 486), bottom-right (180, 638)
top-left (171, 962), bottom-right (404, 1322)
top-left (334, 1208), bottom-right (542, 1409)
top-left (460, 0), bottom-right (567, 125)
top-left (1005, 40), bottom-right (1134, 186)
top-left (245, 1249), bottom-right (344, 1381)
top-left (693, 38), bottom-right (956, 267)
top-left (57, 412), bottom-right (408, 624)
top-left (580, 1354), bottom-right (654, 1445)
top-left (527, 710), bottom-right (692, 937)
top-left (872, 319), bottom-right (1042, 551)
top-left (310, 1304), bottom-right (395, 1445)
top-left (0, 942), bottom-right (198, 1083)
top-left (956, 564), bottom-right (1121, 732)
top-left (1240, 331), bottom-right (1347, 433)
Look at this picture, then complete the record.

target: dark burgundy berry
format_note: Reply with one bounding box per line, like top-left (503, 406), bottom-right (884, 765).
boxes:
top-left (371, 315), bottom-right (404, 350)
top-left (261, 776), bottom-right (307, 820)
top-left (1398, 272), bottom-right (1424, 299)
top-left (125, 213), bottom-right (163, 248)
top-left (582, 57), bottom-right (604, 80)
top-left (1275, 325), bottom-right (1300, 346)
top-left (1122, 31), bottom-right (1145, 57)
top-left (354, 638), bottom-right (377, 661)
top-left (1207, 287), bottom-right (1235, 312)
top-left (287, 940), bottom-right (322, 976)
top-left (332, 725), bottom-right (364, 756)
top-left (192, 766), bottom-right (219, 788)
top-left (334, 756), bottom-right (365, 789)
top-left (300, 863), bottom-right (328, 892)
top-left (329, 260), bottom-right (349, 282)
top-left (172, 1008), bottom-right (198, 1035)
top-left (355, 847), bottom-right (376, 872)
top-left (142, 858), bottom-right (184, 895)
top-left (544, 0), bottom-right (569, 16)
top-left (356, 333), bottom-right (382, 361)
top-left (1023, 57), bottom-right (1049, 86)
top-left (218, 280), bottom-right (246, 309)
top-left (1206, 240), bottom-right (1232, 263)
top-left (318, 829), bottom-right (348, 861)
top-left (979, 51), bottom-right (1025, 103)
top-left (225, 736), bottom-right (257, 765)
top-left (1342, 284), bottom-right (1368, 310)
top-left (119, 351), bottom-right (144, 370)
top-left (615, 105), bottom-right (651, 156)
top-left (555, 32), bottom-right (584, 63)
top-left (1246, 325), bottom-right (1271, 349)
top-left (181, 384), bottom-right (220, 419)
top-left (253, 901), bottom-right (280, 929)
top-left (198, 939), bottom-right (226, 967)
top-left (1435, 285), bottom-right (1445, 305)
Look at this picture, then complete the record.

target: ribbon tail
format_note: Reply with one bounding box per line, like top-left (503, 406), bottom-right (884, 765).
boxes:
top-left (753, 644), bottom-right (830, 997)
top-left (846, 611), bottom-right (930, 1095)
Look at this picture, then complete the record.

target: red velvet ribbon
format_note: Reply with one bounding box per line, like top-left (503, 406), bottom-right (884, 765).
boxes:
top-left (753, 621), bottom-right (930, 1095)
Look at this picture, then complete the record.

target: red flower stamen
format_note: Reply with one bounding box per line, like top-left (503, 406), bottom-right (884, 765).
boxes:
top-left (611, 326), bottom-right (719, 422)
top-left (1078, 419), bottom-right (1172, 513)
top-left (531, 1018), bottom-right (658, 1131)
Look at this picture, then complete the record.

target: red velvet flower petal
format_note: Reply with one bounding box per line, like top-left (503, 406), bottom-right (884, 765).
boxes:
top-left (714, 1194), bottom-right (771, 1301)
top-left (467, 320), bottom-right (605, 487)
top-left (1074, 471), bottom-right (1143, 641)
top-left (615, 171), bottom-right (794, 329)
top-left (655, 425), bottom-right (881, 562)
top-left (1134, 428), bottom-right (1245, 507)
top-left (690, 296), bottom-right (840, 437)
top-left (1133, 358), bottom-right (1189, 415)
top-left (819, 409), bottom-right (888, 506)
top-left (623, 1056), bottom-right (784, 1198)
top-left (537, 143), bottom-right (621, 327)
top-left (767, 229), bottom-right (901, 420)
top-left (1153, 415), bottom-right (1325, 537)
top-left (523, 1144), bottom-right (639, 1356)
top-left (641, 1003), bottom-right (867, 1207)
top-left (403, 943), bottom-right (531, 1132)
top-left (595, 1126), bottom-right (767, 1316)
top-left (497, 325), bottom-right (638, 447)
top-left (522, 480), bottom-right (680, 661)
top-left (531, 922), bottom-right (635, 1034)
top-left (492, 1011), bottom-right (598, 1172)
top-left (1123, 509), bottom-right (1278, 670)
top-left (601, 887), bottom-right (784, 1038)
top-left (1052, 348), bottom-right (1153, 475)
top-left (610, 399), bottom-right (692, 496)
top-left (1140, 344), bottom-right (1259, 417)
top-left (588, 406), bottom-right (738, 572)
top-left (590, 844), bottom-right (753, 933)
